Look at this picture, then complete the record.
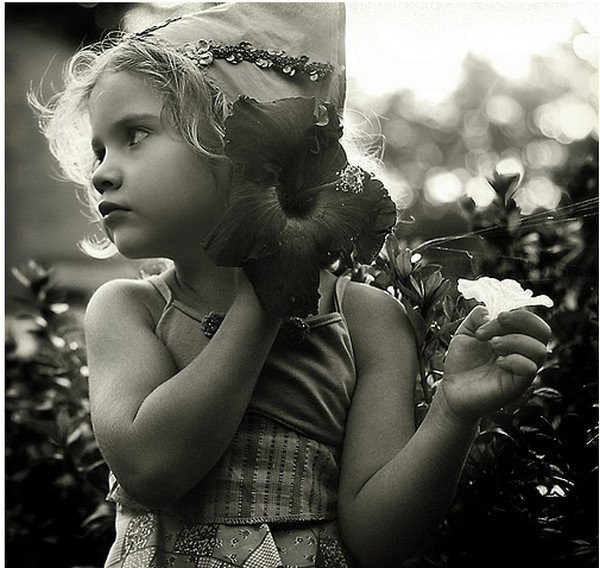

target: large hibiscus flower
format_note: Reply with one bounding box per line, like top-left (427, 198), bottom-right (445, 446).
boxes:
top-left (202, 96), bottom-right (396, 317)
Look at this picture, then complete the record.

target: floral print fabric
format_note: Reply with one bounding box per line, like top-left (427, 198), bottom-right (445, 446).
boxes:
top-left (105, 510), bottom-right (357, 568)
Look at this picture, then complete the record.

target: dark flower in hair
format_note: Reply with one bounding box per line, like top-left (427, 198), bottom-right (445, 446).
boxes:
top-left (203, 96), bottom-right (396, 318)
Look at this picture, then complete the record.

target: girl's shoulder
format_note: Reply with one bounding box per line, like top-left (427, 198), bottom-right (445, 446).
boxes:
top-left (342, 279), bottom-right (405, 316)
top-left (85, 276), bottom-right (167, 330)
top-left (341, 280), bottom-right (416, 354)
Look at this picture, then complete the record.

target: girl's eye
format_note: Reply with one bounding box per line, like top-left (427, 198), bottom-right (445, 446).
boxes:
top-left (128, 128), bottom-right (149, 146)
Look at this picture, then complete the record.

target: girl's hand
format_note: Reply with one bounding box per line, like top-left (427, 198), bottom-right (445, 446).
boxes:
top-left (440, 306), bottom-right (552, 421)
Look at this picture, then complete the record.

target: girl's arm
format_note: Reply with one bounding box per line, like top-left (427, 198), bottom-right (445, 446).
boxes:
top-left (85, 272), bottom-right (281, 509)
top-left (337, 283), bottom-right (550, 568)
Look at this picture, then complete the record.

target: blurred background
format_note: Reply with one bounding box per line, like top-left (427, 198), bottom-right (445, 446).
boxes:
top-left (5, 3), bottom-right (598, 567)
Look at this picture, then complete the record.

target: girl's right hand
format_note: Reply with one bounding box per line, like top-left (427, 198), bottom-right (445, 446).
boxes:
top-left (439, 306), bottom-right (551, 421)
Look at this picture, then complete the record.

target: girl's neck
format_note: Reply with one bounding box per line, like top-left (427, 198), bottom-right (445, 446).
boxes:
top-left (171, 258), bottom-right (237, 313)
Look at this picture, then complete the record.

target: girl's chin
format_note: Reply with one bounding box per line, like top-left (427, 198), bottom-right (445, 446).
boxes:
top-left (111, 230), bottom-right (211, 263)
top-left (112, 238), bottom-right (162, 260)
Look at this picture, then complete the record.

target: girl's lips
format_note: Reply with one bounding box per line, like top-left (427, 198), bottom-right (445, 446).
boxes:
top-left (103, 208), bottom-right (131, 228)
top-left (98, 201), bottom-right (131, 216)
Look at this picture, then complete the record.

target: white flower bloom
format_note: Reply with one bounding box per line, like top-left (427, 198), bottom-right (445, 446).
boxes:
top-left (457, 277), bottom-right (554, 319)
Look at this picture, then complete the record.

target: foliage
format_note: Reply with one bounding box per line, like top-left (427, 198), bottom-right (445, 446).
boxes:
top-left (353, 150), bottom-right (598, 567)
top-left (5, 261), bottom-right (114, 568)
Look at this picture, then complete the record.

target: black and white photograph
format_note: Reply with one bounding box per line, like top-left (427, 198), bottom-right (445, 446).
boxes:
top-left (5, 2), bottom-right (598, 567)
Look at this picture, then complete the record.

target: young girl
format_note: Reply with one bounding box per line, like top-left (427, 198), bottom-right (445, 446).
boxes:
top-left (33, 4), bottom-right (551, 567)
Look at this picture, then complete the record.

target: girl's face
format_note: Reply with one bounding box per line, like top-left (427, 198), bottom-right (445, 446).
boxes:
top-left (88, 71), bottom-right (223, 261)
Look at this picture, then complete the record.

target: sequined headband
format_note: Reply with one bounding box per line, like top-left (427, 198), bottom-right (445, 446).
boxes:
top-left (134, 16), bottom-right (336, 82)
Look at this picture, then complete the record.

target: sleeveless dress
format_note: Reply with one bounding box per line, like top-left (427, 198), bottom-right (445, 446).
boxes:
top-left (103, 268), bottom-right (360, 568)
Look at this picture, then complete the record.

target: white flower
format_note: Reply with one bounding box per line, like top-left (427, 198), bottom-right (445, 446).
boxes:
top-left (457, 277), bottom-right (554, 319)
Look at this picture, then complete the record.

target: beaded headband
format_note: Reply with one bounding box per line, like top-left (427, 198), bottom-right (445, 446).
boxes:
top-left (134, 16), bottom-right (336, 83)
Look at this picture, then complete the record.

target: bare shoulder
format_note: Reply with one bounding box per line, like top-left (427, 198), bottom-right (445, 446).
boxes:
top-left (85, 277), bottom-right (165, 330)
top-left (344, 280), bottom-right (405, 313)
top-left (342, 280), bottom-right (416, 361)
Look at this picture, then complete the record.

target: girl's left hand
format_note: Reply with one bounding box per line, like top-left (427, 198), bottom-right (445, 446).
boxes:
top-left (440, 306), bottom-right (552, 421)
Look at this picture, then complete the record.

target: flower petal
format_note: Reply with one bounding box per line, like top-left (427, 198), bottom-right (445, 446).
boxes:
top-left (224, 96), bottom-right (318, 185)
top-left (280, 103), bottom-right (346, 200)
top-left (203, 181), bottom-right (286, 266)
top-left (457, 277), bottom-right (554, 319)
top-left (352, 173), bottom-right (397, 263)
top-left (297, 182), bottom-right (370, 255)
top-left (244, 222), bottom-right (321, 318)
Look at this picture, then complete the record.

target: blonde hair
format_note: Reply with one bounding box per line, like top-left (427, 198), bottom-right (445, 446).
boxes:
top-left (29, 33), bottom-right (232, 258)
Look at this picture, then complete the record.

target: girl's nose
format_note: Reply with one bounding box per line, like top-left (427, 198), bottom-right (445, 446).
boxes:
top-left (92, 160), bottom-right (123, 195)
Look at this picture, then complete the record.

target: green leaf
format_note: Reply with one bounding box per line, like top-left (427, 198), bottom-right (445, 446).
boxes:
top-left (81, 502), bottom-right (113, 528)
top-left (533, 387), bottom-right (562, 400)
top-left (401, 302), bottom-right (428, 345)
top-left (395, 248), bottom-right (413, 280)
top-left (487, 170), bottom-right (521, 204)
top-left (66, 425), bottom-right (84, 447)
top-left (478, 427), bottom-right (520, 447)
top-left (55, 408), bottom-right (72, 441)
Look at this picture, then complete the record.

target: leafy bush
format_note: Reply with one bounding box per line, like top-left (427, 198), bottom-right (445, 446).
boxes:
top-left (5, 262), bottom-right (114, 568)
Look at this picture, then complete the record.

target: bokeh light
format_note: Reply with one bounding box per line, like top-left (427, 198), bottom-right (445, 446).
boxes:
top-left (424, 169), bottom-right (464, 205)
top-left (522, 139), bottom-right (568, 170)
top-left (486, 95), bottom-right (525, 126)
top-left (465, 176), bottom-right (496, 208)
top-left (589, 73), bottom-right (599, 98)
top-left (534, 98), bottom-right (598, 143)
top-left (516, 175), bottom-right (564, 215)
top-left (495, 154), bottom-right (525, 180)
top-left (465, 150), bottom-right (499, 178)
top-left (572, 33), bottom-right (599, 66)
top-left (488, 52), bottom-right (533, 81)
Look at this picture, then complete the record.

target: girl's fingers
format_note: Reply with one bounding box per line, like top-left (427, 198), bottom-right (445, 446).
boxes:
top-left (455, 306), bottom-right (489, 335)
top-left (489, 334), bottom-right (548, 368)
top-left (476, 308), bottom-right (552, 343)
top-left (496, 353), bottom-right (539, 379)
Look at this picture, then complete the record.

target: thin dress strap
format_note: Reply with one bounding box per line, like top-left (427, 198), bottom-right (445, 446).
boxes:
top-left (333, 275), bottom-right (351, 314)
top-left (146, 274), bottom-right (173, 304)
top-left (145, 275), bottom-right (175, 332)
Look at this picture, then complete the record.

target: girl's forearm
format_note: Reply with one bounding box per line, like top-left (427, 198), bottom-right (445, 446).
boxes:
top-left (340, 391), bottom-right (479, 568)
top-left (120, 292), bottom-right (281, 507)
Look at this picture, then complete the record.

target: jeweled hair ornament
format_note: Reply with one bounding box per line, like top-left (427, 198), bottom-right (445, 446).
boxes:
top-left (130, 3), bottom-right (346, 108)
top-left (135, 21), bottom-right (335, 83)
